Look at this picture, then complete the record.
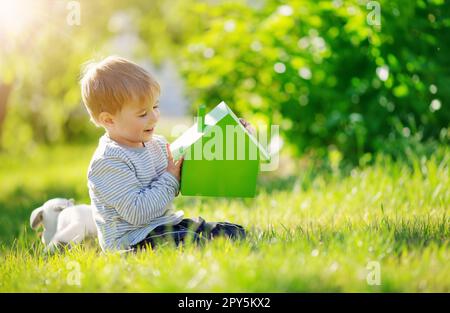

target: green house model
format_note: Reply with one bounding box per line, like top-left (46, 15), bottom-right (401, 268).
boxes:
top-left (170, 101), bottom-right (270, 197)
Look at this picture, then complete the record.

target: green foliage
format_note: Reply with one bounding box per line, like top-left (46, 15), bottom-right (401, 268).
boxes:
top-left (0, 0), bottom-right (448, 162)
top-left (179, 0), bottom-right (450, 162)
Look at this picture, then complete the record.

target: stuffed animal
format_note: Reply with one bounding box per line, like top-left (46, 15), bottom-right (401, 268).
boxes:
top-left (30, 198), bottom-right (97, 253)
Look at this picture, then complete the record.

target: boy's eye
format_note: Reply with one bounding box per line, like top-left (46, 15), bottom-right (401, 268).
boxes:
top-left (139, 112), bottom-right (147, 117)
top-left (153, 105), bottom-right (159, 109)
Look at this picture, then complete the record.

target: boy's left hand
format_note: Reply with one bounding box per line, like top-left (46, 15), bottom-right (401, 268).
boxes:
top-left (239, 118), bottom-right (256, 136)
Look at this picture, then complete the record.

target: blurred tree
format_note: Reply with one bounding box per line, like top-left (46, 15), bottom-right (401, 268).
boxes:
top-left (0, 83), bottom-right (12, 147)
top-left (0, 0), bottom-right (187, 152)
top-left (0, 0), bottom-right (116, 150)
top-left (179, 0), bottom-right (450, 162)
top-left (1, 0), bottom-right (448, 163)
top-left (0, 0), bottom-right (208, 153)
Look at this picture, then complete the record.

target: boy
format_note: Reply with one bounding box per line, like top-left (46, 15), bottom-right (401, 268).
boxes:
top-left (80, 56), bottom-right (246, 252)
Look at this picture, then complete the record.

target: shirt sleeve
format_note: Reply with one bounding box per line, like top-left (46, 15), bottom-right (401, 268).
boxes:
top-left (88, 156), bottom-right (180, 226)
top-left (152, 135), bottom-right (170, 177)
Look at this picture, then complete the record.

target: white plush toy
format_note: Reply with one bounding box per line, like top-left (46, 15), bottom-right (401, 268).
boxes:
top-left (30, 198), bottom-right (97, 253)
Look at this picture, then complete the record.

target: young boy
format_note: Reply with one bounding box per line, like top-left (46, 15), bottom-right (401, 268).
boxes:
top-left (80, 56), bottom-right (246, 252)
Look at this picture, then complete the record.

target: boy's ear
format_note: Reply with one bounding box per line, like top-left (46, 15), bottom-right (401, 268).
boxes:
top-left (98, 112), bottom-right (115, 127)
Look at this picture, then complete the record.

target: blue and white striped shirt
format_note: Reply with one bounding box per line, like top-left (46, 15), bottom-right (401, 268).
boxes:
top-left (87, 134), bottom-right (184, 251)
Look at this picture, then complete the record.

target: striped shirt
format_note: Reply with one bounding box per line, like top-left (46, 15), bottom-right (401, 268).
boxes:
top-left (87, 134), bottom-right (184, 251)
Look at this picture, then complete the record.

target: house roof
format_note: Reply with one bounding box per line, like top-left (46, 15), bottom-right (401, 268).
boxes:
top-left (170, 101), bottom-right (270, 161)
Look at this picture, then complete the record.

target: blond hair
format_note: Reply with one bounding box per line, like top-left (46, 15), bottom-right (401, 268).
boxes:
top-left (80, 56), bottom-right (160, 126)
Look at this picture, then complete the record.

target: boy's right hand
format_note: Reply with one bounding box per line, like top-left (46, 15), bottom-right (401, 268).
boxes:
top-left (166, 144), bottom-right (184, 182)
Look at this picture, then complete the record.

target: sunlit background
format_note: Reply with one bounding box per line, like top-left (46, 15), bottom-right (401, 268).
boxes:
top-left (0, 0), bottom-right (448, 161)
top-left (0, 0), bottom-right (449, 292)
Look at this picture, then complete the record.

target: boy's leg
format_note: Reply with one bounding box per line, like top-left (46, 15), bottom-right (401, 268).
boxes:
top-left (130, 222), bottom-right (200, 251)
top-left (209, 221), bottom-right (246, 240)
top-left (129, 217), bottom-right (246, 251)
top-left (183, 216), bottom-right (247, 241)
top-left (177, 217), bottom-right (211, 243)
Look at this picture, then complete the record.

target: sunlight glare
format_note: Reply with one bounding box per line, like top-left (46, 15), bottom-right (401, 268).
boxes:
top-left (0, 0), bottom-right (35, 37)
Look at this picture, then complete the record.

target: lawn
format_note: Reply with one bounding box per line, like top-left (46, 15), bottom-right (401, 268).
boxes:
top-left (0, 143), bottom-right (448, 292)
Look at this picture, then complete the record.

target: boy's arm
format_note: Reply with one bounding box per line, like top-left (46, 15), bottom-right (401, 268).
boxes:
top-left (88, 156), bottom-right (180, 226)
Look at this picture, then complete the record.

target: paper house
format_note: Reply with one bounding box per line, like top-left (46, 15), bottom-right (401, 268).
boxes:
top-left (170, 101), bottom-right (270, 197)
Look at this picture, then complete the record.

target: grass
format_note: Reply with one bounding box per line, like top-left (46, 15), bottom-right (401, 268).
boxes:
top-left (0, 142), bottom-right (448, 292)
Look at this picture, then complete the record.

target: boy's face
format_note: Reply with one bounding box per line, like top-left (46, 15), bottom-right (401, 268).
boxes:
top-left (104, 98), bottom-right (160, 148)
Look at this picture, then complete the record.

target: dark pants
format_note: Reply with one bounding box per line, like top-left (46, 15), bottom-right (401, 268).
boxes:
top-left (130, 216), bottom-right (246, 251)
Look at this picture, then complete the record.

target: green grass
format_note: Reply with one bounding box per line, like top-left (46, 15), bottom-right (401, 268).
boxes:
top-left (0, 143), bottom-right (448, 292)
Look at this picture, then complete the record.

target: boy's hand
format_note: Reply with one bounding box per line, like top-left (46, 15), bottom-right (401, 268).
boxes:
top-left (166, 144), bottom-right (184, 182)
top-left (239, 118), bottom-right (256, 136)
